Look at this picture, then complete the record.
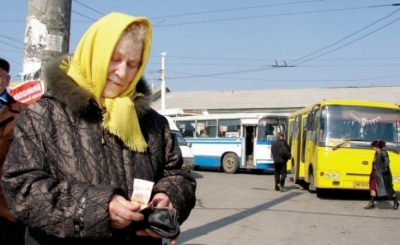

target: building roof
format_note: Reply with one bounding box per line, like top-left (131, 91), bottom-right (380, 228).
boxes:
top-left (151, 86), bottom-right (400, 111)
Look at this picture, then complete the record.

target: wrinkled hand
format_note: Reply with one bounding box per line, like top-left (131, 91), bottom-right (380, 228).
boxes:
top-left (136, 193), bottom-right (179, 245)
top-left (109, 195), bottom-right (143, 229)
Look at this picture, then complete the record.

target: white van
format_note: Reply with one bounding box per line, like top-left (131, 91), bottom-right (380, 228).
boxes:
top-left (163, 116), bottom-right (195, 171)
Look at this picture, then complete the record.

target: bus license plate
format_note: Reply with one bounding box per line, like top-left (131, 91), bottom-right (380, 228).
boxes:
top-left (353, 182), bottom-right (369, 189)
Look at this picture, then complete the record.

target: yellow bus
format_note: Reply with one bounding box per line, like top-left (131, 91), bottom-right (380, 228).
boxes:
top-left (289, 100), bottom-right (400, 196)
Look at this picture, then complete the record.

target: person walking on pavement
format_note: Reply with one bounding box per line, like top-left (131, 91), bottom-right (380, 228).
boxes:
top-left (0, 57), bottom-right (28, 245)
top-left (271, 132), bottom-right (291, 192)
top-left (364, 139), bottom-right (399, 210)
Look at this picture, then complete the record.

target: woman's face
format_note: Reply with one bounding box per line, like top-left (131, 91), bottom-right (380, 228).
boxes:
top-left (372, 146), bottom-right (379, 152)
top-left (102, 37), bottom-right (143, 98)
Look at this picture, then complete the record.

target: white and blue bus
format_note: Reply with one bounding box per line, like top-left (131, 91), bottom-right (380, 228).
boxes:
top-left (172, 113), bottom-right (289, 173)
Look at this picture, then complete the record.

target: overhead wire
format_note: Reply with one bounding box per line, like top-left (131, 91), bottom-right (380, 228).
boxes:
top-left (150, 55), bottom-right (400, 61)
top-left (0, 34), bottom-right (24, 44)
top-left (73, 0), bottom-right (105, 16)
top-left (155, 4), bottom-right (395, 27)
top-left (287, 8), bottom-right (400, 66)
top-left (290, 15), bottom-right (400, 66)
top-left (147, 61), bottom-right (400, 67)
top-left (166, 70), bottom-right (400, 82)
top-left (71, 10), bottom-right (97, 21)
top-left (168, 7), bottom-right (400, 79)
top-left (151, 0), bottom-right (322, 19)
top-left (0, 49), bottom-right (23, 53)
top-left (0, 40), bottom-right (23, 50)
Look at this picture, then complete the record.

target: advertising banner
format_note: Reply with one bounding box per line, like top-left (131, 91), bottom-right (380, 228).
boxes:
top-left (9, 80), bottom-right (44, 105)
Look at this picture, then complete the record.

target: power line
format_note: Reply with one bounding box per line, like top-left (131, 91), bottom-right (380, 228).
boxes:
top-left (167, 70), bottom-right (400, 82)
top-left (290, 15), bottom-right (400, 66)
top-left (0, 40), bottom-right (23, 50)
top-left (287, 8), bottom-right (400, 66)
top-left (155, 4), bottom-right (395, 27)
top-left (73, 0), bottom-right (105, 16)
top-left (71, 10), bottom-right (97, 21)
top-left (151, 0), bottom-right (322, 19)
top-left (3, 58), bottom-right (22, 66)
top-left (150, 55), bottom-right (400, 62)
top-left (167, 7), bottom-right (400, 79)
top-left (147, 62), bottom-right (400, 67)
top-left (0, 49), bottom-right (23, 53)
top-left (0, 34), bottom-right (24, 44)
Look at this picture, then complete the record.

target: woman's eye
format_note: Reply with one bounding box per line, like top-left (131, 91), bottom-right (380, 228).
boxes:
top-left (128, 63), bottom-right (138, 68)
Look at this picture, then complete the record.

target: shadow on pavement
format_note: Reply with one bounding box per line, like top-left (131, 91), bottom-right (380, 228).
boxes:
top-left (179, 192), bottom-right (302, 244)
top-left (189, 171), bottom-right (204, 179)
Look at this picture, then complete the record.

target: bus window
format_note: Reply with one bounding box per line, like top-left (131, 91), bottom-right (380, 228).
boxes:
top-left (176, 120), bottom-right (196, 138)
top-left (197, 120), bottom-right (217, 137)
top-left (218, 119), bottom-right (240, 138)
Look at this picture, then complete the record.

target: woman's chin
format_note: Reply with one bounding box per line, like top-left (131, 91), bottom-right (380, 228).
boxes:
top-left (101, 90), bottom-right (120, 99)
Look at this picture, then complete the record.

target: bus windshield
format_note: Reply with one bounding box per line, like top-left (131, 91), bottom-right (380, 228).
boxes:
top-left (171, 131), bottom-right (188, 146)
top-left (319, 105), bottom-right (400, 147)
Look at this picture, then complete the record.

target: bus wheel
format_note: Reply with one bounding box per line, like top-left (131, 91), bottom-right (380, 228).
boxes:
top-left (316, 188), bottom-right (326, 198)
top-left (308, 172), bottom-right (316, 192)
top-left (222, 153), bottom-right (239, 174)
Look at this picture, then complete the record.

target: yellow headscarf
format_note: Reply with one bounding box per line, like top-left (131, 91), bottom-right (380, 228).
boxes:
top-left (60, 12), bottom-right (152, 152)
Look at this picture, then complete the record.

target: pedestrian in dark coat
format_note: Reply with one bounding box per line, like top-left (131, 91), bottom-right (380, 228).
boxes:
top-left (364, 139), bottom-right (398, 210)
top-left (271, 132), bottom-right (291, 192)
top-left (1, 12), bottom-right (196, 245)
top-left (0, 57), bottom-right (28, 245)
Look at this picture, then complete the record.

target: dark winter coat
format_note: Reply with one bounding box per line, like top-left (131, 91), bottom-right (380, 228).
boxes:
top-left (0, 57), bottom-right (196, 245)
top-left (271, 139), bottom-right (291, 163)
top-left (0, 94), bottom-right (27, 244)
top-left (370, 149), bottom-right (394, 197)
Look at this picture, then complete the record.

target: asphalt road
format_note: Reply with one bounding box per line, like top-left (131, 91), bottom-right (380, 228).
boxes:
top-left (170, 169), bottom-right (400, 245)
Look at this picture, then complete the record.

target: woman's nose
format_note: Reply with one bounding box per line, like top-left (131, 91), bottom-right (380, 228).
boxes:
top-left (115, 63), bottom-right (127, 78)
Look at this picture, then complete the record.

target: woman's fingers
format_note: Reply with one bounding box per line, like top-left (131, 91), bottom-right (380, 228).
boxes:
top-left (109, 194), bottom-right (144, 229)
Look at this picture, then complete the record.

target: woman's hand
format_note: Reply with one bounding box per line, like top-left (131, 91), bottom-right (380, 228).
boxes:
top-left (151, 192), bottom-right (174, 209)
top-left (136, 193), bottom-right (179, 245)
top-left (108, 194), bottom-right (143, 229)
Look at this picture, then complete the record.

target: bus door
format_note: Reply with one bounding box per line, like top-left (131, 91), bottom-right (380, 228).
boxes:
top-left (253, 117), bottom-right (280, 170)
top-left (301, 115), bottom-right (310, 181)
top-left (242, 124), bottom-right (256, 167)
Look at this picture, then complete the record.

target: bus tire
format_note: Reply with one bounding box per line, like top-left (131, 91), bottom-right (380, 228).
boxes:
top-left (316, 188), bottom-right (326, 198)
top-left (308, 172), bottom-right (316, 193)
top-left (222, 153), bottom-right (239, 174)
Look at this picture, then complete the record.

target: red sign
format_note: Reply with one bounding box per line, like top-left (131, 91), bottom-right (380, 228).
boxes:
top-left (9, 80), bottom-right (44, 105)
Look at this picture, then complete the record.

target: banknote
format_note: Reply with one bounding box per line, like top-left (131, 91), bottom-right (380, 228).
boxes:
top-left (131, 178), bottom-right (155, 210)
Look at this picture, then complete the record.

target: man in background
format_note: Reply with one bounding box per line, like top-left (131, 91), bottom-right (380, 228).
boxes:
top-left (0, 58), bottom-right (27, 244)
top-left (271, 132), bottom-right (291, 192)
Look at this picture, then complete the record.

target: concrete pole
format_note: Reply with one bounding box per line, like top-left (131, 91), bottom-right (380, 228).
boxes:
top-left (160, 51), bottom-right (167, 110)
top-left (22, 0), bottom-right (71, 82)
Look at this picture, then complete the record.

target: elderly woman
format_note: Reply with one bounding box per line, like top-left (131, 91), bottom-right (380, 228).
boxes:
top-left (1, 12), bottom-right (196, 245)
top-left (364, 139), bottom-right (398, 210)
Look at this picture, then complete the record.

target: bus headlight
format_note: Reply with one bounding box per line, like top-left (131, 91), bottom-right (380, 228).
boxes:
top-left (333, 172), bottom-right (340, 179)
top-left (183, 157), bottom-right (194, 164)
top-left (326, 172), bottom-right (332, 179)
top-left (395, 176), bottom-right (400, 183)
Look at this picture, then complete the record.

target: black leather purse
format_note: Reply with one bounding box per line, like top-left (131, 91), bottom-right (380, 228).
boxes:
top-left (139, 207), bottom-right (180, 239)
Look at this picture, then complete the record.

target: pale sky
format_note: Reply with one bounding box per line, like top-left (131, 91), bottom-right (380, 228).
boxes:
top-left (1, 0), bottom-right (399, 92)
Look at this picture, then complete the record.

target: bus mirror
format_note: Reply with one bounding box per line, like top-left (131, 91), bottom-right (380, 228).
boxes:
top-left (188, 142), bottom-right (192, 148)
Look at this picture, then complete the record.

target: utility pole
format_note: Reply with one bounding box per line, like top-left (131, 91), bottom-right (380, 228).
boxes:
top-left (22, 0), bottom-right (72, 82)
top-left (160, 52), bottom-right (167, 110)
